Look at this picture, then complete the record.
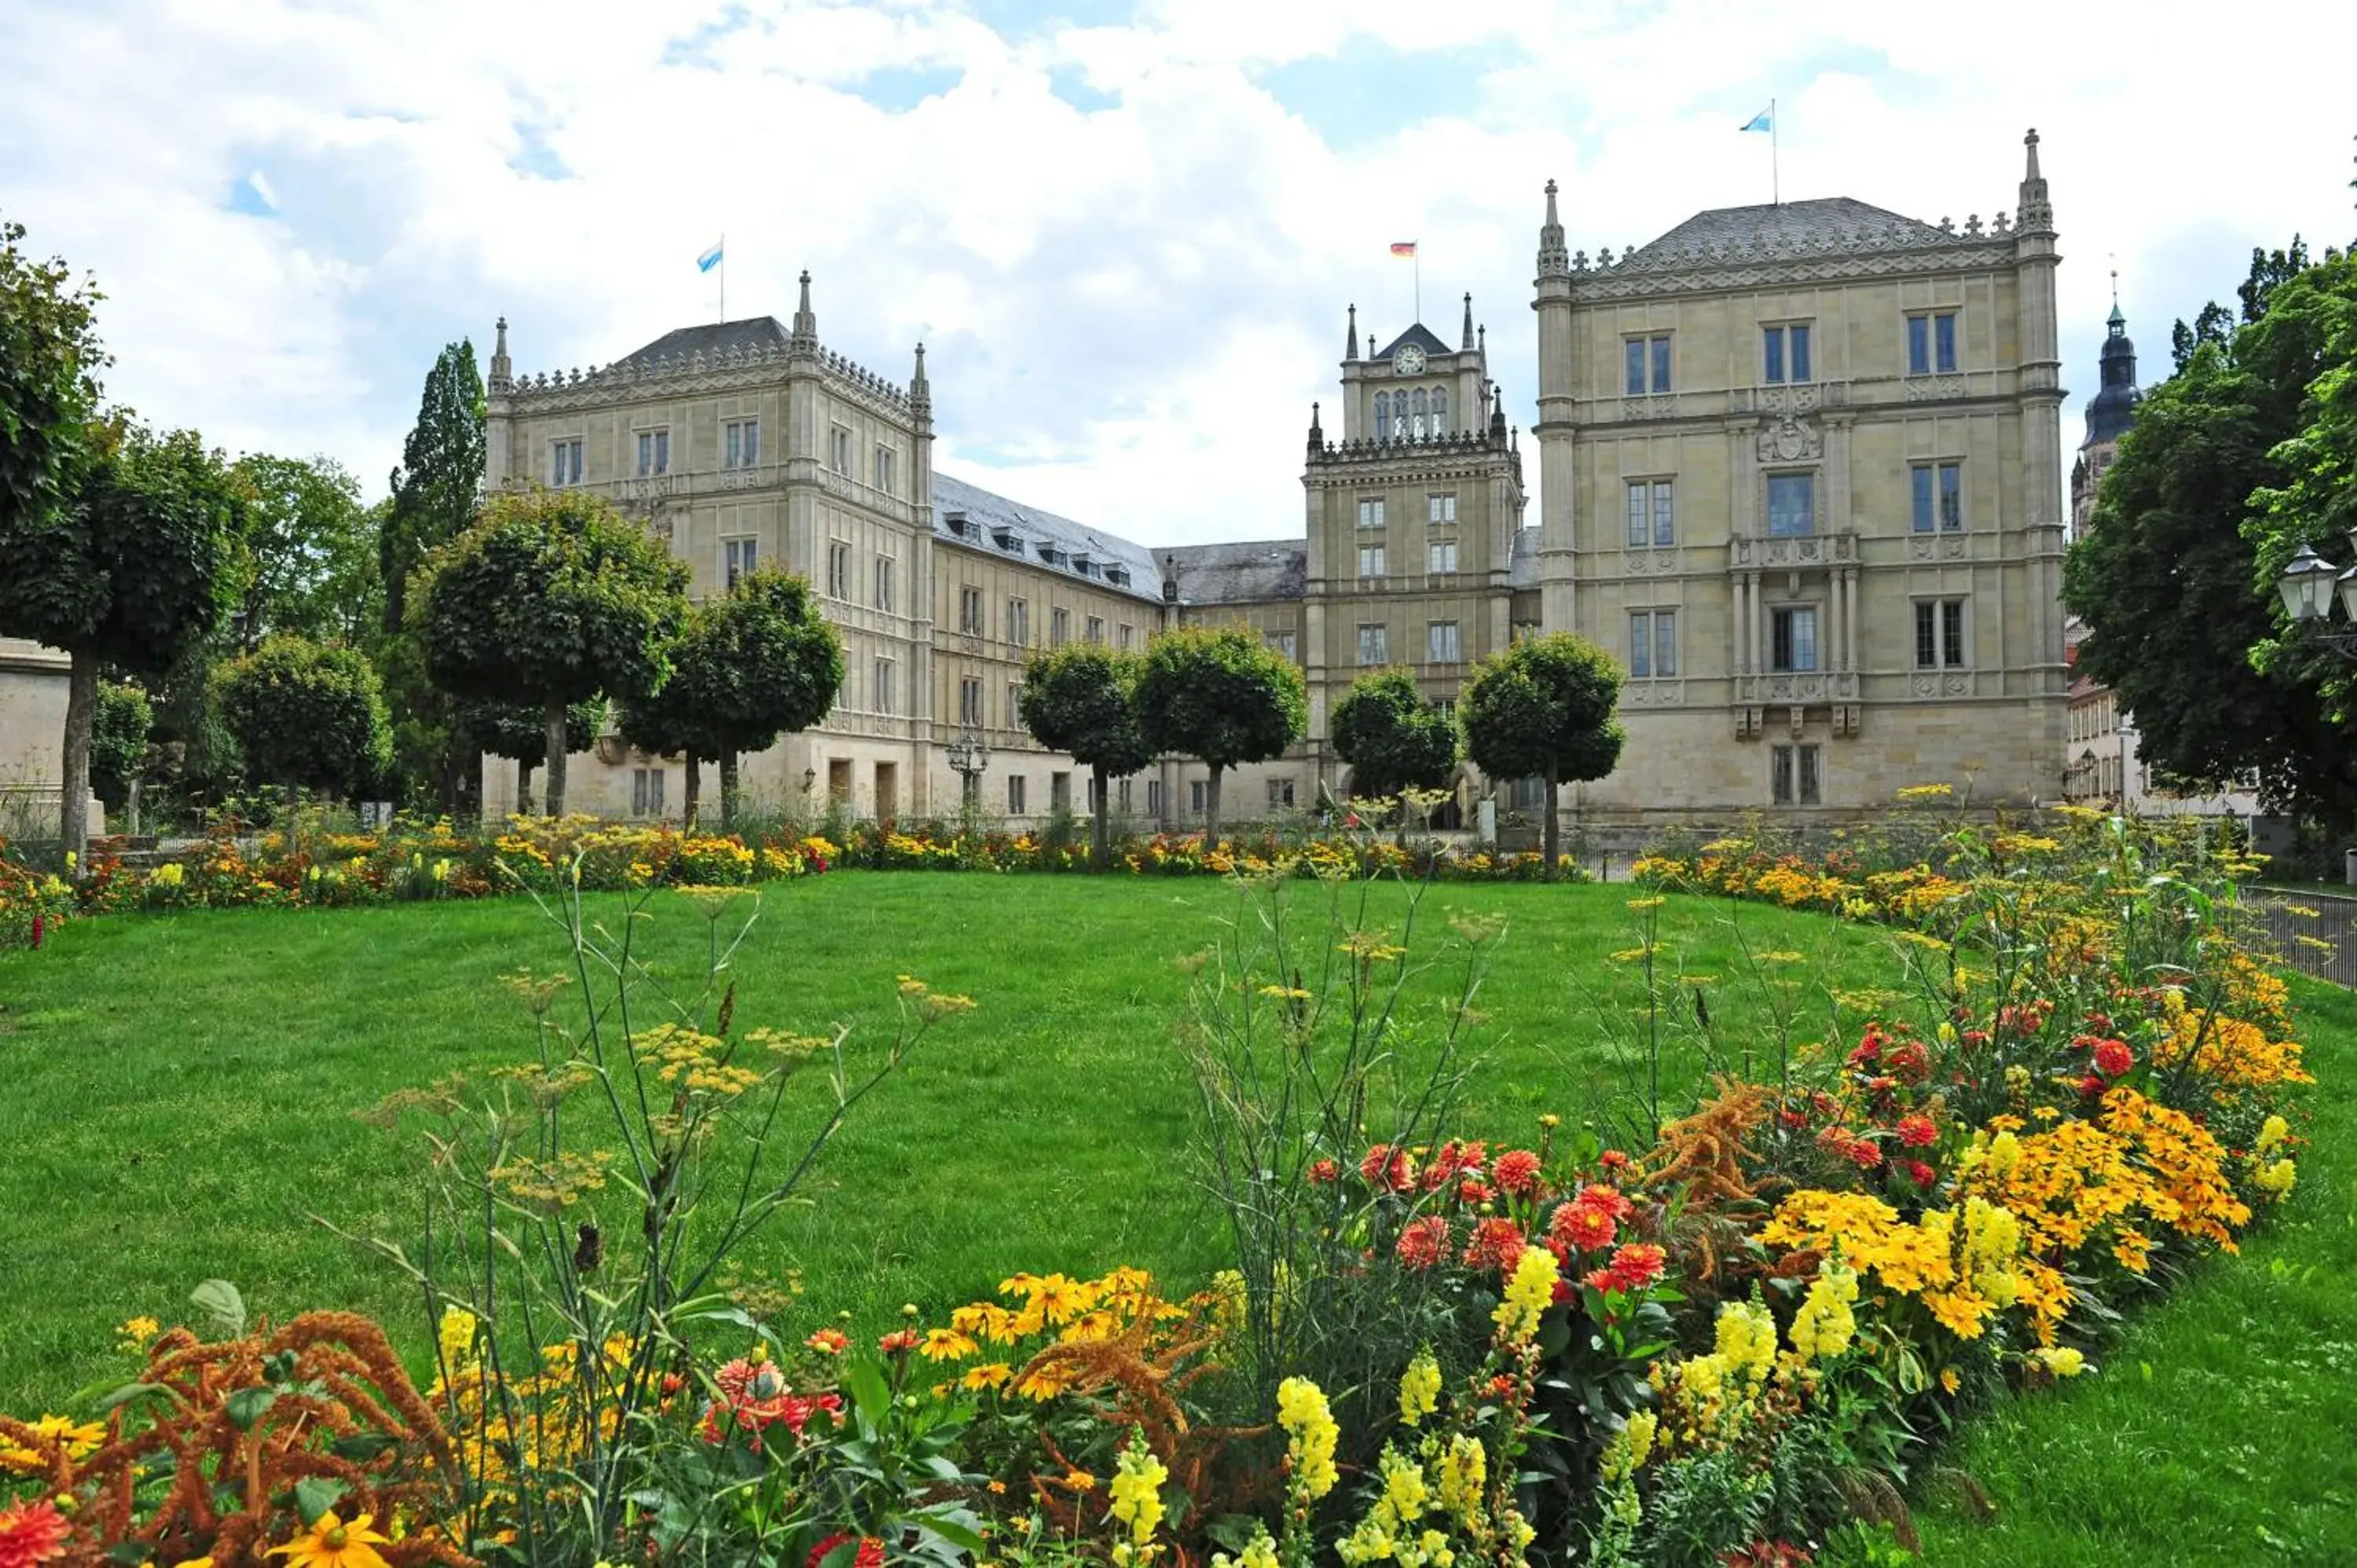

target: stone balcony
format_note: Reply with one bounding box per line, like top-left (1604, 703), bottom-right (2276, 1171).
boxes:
top-left (1728, 530), bottom-right (1859, 572)
top-left (1736, 669), bottom-right (1860, 705)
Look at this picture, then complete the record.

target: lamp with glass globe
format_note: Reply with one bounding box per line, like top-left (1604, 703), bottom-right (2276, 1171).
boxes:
top-left (2276, 531), bottom-right (2357, 652)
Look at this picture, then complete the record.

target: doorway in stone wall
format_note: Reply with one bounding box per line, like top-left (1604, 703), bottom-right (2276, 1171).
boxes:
top-left (874, 761), bottom-right (898, 822)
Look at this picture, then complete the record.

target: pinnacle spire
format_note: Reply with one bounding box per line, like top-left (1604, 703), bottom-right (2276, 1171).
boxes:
top-left (1461, 292), bottom-right (1474, 350)
top-left (2015, 128), bottom-right (2053, 233)
top-left (911, 341), bottom-right (929, 410)
top-left (1537, 178), bottom-right (1569, 278)
top-left (791, 269), bottom-right (817, 345)
top-left (489, 316), bottom-right (512, 391)
top-left (1346, 303), bottom-right (1358, 361)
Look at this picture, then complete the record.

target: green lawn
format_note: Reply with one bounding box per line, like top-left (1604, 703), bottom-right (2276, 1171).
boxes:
top-left (0, 872), bottom-right (1881, 1412)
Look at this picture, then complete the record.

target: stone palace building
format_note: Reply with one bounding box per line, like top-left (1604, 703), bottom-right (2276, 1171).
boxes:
top-left (477, 130), bottom-right (2069, 831)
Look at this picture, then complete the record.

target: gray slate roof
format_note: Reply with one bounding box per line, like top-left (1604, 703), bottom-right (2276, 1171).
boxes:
top-left (1373, 323), bottom-right (1454, 360)
top-left (1622, 197), bottom-right (1950, 266)
top-left (615, 316), bottom-right (790, 368)
top-left (1161, 540), bottom-right (1307, 605)
top-left (932, 471), bottom-right (1166, 603)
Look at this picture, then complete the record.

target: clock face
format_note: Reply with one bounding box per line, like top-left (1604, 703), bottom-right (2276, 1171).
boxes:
top-left (1394, 345), bottom-right (1427, 376)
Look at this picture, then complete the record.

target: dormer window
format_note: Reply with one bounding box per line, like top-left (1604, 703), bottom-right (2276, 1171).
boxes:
top-left (992, 526), bottom-right (1017, 551)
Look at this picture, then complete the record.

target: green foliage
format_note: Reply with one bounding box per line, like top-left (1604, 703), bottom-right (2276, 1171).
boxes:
top-left (381, 340), bottom-right (486, 635)
top-left (1135, 625), bottom-right (1307, 838)
top-left (2069, 242), bottom-right (2357, 823)
top-left (214, 635), bottom-right (394, 797)
top-left (1021, 643), bottom-right (1150, 866)
top-left (90, 680), bottom-right (151, 815)
top-left (418, 486), bottom-right (690, 815)
top-left (460, 698), bottom-right (607, 768)
top-left (0, 214), bottom-right (106, 544)
top-left (227, 453), bottom-right (383, 646)
top-left (1461, 632), bottom-right (1624, 877)
top-left (1330, 668), bottom-right (1458, 800)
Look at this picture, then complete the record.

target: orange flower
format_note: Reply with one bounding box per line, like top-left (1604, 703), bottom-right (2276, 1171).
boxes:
top-left (0, 1497), bottom-right (71, 1568)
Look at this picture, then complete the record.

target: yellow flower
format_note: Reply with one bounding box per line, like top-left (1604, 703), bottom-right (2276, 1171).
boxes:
top-left (2028, 1346), bottom-right (2087, 1378)
top-left (920, 1327), bottom-right (979, 1361)
top-left (1435, 1434), bottom-right (1486, 1525)
top-left (1398, 1351), bottom-right (1442, 1426)
top-left (1490, 1245), bottom-right (1559, 1344)
top-left (437, 1305), bottom-right (478, 1368)
top-left (1275, 1376), bottom-right (1340, 1500)
top-left (2255, 1158), bottom-right (2297, 1198)
top-left (1787, 1262), bottom-right (1859, 1362)
top-left (1106, 1432), bottom-right (1169, 1547)
top-left (2256, 1115), bottom-right (2290, 1153)
top-left (960, 1361), bottom-right (1014, 1390)
top-left (117, 1315), bottom-right (162, 1352)
top-left (269, 1510), bottom-right (394, 1568)
top-left (0, 1413), bottom-right (106, 1474)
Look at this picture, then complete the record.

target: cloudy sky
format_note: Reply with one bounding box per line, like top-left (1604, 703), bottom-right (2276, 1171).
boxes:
top-left (3, 0), bottom-right (2351, 546)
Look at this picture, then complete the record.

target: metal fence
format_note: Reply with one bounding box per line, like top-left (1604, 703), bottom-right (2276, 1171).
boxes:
top-left (2252, 888), bottom-right (2357, 987)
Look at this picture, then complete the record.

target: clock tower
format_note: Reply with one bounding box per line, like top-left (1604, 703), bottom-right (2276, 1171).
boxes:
top-left (1296, 293), bottom-right (1530, 802)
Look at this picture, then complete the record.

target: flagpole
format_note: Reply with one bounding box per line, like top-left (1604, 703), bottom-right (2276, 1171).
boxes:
top-left (1414, 251), bottom-right (1421, 324)
top-left (719, 233), bottom-right (726, 322)
top-left (1770, 100), bottom-right (1780, 207)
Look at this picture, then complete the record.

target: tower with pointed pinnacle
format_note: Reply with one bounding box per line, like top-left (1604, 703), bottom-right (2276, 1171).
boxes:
top-left (790, 270), bottom-right (818, 350)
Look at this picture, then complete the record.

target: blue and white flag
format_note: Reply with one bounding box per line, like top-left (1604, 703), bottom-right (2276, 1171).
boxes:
top-left (696, 239), bottom-right (724, 273)
top-left (1739, 106), bottom-right (1772, 133)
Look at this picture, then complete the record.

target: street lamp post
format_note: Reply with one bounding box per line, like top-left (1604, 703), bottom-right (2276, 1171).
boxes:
top-left (944, 727), bottom-right (992, 811)
top-left (2277, 530), bottom-right (2357, 654)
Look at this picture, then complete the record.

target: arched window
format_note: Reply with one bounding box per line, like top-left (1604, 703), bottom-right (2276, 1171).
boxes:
top-left (1411, 388), bottom-right (1428, 438)
top-left (1374, 391), bottom-right (1391, 441)
top-left (1432, 387), bottom-right (1447, 433)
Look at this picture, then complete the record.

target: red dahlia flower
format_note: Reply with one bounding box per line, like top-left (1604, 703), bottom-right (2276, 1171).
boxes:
top-left (1906, 1159), bottom-right (1937, 1189)
top-left (2092, 1039), bottom-right (2133, 1077)
top-left (1491, 1149), bottom-right (1543, 1196)
top-left (1395, 1215), bottom-right (1451, 1270)
top-left (1583, 1242), bottom-right (1666, 1295)
top-left (1307, 1157), bottom-right (1340, 1184)
top-left (1461, 1217), bottom-right (1527, 1271)
top-left (1895, 1114), bottom-right (1938, 1148)
top-left (0, 1497), bottom-right (71, 1568)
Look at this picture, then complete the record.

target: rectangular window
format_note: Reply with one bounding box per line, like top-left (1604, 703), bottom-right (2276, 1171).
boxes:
top-left (724, 419), bottom-right (761, 469)
top-left (1766, 472), bottom-right (1815, 537)
top-left (551, 439), bottom-right (582, 485)
top-left (1908, 312), bottom-right (1958, 374)
top-left (1791, 323), bottom-right (1812, 383)
top-left (1086, 615), bottom-right (1105, 644)
top-left (1763, 326), bottom-right (1784, 384)
top-left (1915, 600), bottom-right (1937, 670)
top-left (874, 445), bottom-right (896, 496)
top-left (1428, 539), bottom-right (1458, 573)
top-left (1266, 630), bottom-right (1298, 659)
top-left (1008, 681), bottom-right (1022, 726)
top-left (1912, 461), bottom-right (1964, 532)
top-left (959, 585), bottom-right (983, 634)
top-left (1358, 544), bottom-right (1387, 577)
top-left (1146, 779), bottom-right (1163, 819)
top-left (1651, 335), bottom-right (1672, 392)
top-left (826, 540), bottom-right (849, 599)
top-left (874, 556), bottom-right (895, 613)
top-left (1771, 745), bottom-right (1794, 804)
top-left (1626, 478), bottom-right (1675, 547)
top-left (1117, 622), bottom-right (1135, 649)
top-left (1771, 606), bottom-right (1819, 672)
top-left (1427, 621), bottom-right (1461, 662)
top-left (830, 425), bottom-right (852, 473)
top-left (1358, 498), bottom-right (1385, 528)
top-left (959, 676), bottom-right (983, 726)
top-left (636, 429), bottom-right (669, 476)
top-left (1189, 779), bottom-right (1207, 815)
top-left (1050, 771), bottom-right (1071, 811)
top-left (1007, 774), bottom-right (1027, 814)
top-left (1266, 778), bottom-right (1296, 808)
top-left (874, 658), bottom-right (895, 715)
top-left (1943, 599), bottom-right (1965, 667)
top-left (1050, 607), bottom-right (1071, 647)
top-left (1428, 493), bottom-right (1457, 524)
top-left (723, 537), bottom-right (756, 588)
top-left (1007, 598), bottom-right (1028, 645)
top-left (1117, 778), bottom-right (1132, 812)
top-left (1628, 610), bottom-right (1678, 679)
top-left (1622, 335), bottom-right (1673, 394)
top-left (632, 767), bottom-right (665, 818)
top-left (1625, 338), bottom-right (1645, 395)
top-left (1762, 324), bottom-right (1813, 383)
top-left (1358, 624), bottom-right (1388, 665)
top-left (1799, 744), bottom-right (1822, 804)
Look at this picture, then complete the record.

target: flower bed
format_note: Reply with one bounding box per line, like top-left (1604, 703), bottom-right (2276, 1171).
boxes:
top-left (0, 817), bottom-right (2313, 1568)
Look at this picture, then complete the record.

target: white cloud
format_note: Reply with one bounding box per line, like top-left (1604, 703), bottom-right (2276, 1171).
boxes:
top-left (1, 0), bottom-right (2350, 546)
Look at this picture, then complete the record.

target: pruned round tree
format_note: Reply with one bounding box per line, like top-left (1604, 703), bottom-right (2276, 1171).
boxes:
top-left (216, 635), bottom-right (394, 800)
top-left (621, 569), bottom-right (843, 828)
top-left (91, 680), bottom-right (151, 828)
top-left (1460, 632), bottom-right (1625, 880)
top-left (418, 488), bottom-right (691, 818)
top-left (1021, 643), bottom-right (1151, 867)
top-left (1135, 625), bottom-right (1307, 842)
top-left (1330, 668), bottom-right (1459, 807)
top-left (0, 413), bottom-right (239, 862)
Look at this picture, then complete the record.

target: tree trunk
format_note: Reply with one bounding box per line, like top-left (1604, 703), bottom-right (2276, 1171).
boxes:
top-left (1204, 765), bottom-right (1224, 844)
top-left (516, 758), bottom-right (534, 818)
top-left (542, 698), bottom-right (570, 819)
top-left (1091, 766), bottom-right (1111, 870)
top-left (682, 752), bottom-right (702, 831)
top-left (720, 749), bottom-right (740, 830)
top-left (1541, 760), bottom-right (1561, 883)
top-left (60, 650), bottom-right (96, 876)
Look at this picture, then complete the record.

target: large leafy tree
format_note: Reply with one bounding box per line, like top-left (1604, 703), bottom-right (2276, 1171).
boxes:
top-left (1135, 625), bottom-right (1306, 842)
top-left (229, 454), bottom-right (382, 647)
top-left (0, 419), bottom-right (240, 859)
top-left (418, 488), bottom-right (689, 818)
top-left (1460, 633), bottom-right (1625, 880)
top-left (2069, 244), bottom-right (2357, 824)
top-left (0, 216), bottom-right (105, 566)
top-left (383, 341), bottom-right (487, 635)
top-left (1329, 669), bottom-right (1459, 804)
top-left (215, 635), bottom-right (394, 800)
top-left (1021, 642), bottom-right (1151, 867)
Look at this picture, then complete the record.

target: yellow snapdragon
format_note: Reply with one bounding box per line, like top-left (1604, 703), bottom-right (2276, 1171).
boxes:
top-left (1398, 1351), bottom-right (1442, 1426)
top-left (1276, 1376), bottom-right (1339, 1500)
top-left (1490, 1245), bottom-right (1560, 1344)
